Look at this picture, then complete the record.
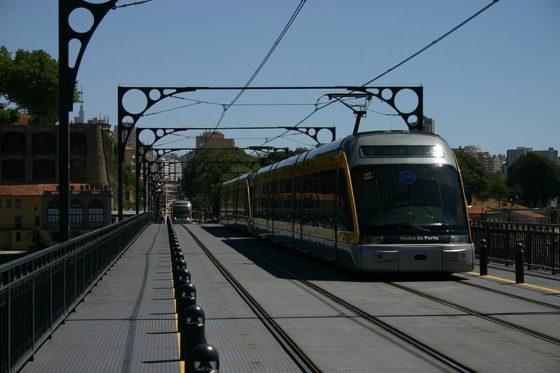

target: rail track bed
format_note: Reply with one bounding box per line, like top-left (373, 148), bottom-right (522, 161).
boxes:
top-left (177, 223), bottom-right (560, 372)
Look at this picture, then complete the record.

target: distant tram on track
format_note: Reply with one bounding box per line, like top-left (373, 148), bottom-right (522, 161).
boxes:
top-left (220, 130), bottom-right (474, 274)
top-left (171, 200), bottom-right (192, 224)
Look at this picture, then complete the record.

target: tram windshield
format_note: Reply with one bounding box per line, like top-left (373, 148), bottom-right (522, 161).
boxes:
top-left (173, 204), bottom-right (191, 218)
top-left (351, 164), bottom-right (469, 238)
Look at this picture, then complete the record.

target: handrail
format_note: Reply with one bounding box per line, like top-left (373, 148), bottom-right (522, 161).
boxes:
top-left (471, 220), bottom-right (560, 274)
top-left (0, 213), bottom-right (154, 373)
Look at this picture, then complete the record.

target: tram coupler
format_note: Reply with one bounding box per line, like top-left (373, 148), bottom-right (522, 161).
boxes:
top-left (479, 239), bottom-right (488, 276)
top-left (515, 243), bottom-right (525, 283)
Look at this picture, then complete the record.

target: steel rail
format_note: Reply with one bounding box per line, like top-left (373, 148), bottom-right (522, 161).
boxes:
top-left (218, 231), bottom-right (476, 373)
top-left (453, 277), bottom-right (560, 311)
top-left (387, 282), bottom-right (560, 347)
top-left (180, 224), bottom-right (321, 373)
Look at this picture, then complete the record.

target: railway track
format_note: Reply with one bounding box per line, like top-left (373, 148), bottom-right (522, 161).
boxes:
top-left (452, 277), bottom-right (560, 311)
top-left (385, 282), bottom-right (560, 347)
top-left (217, 228), bottom-right (560, 349)
top-left (184, 224), bottom-right (477, 373)
top-left (180, 224), bottom-right (322, 373)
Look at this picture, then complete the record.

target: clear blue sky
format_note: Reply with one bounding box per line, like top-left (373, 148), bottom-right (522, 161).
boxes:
top-left (1, 0), bottom-right (559, 155)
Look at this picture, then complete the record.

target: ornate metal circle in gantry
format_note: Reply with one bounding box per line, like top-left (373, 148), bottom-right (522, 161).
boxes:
top-left (61, 0), bottom-right (118, 110)
top-left (341, 86), bottom-right (424, 132)
top-left (135, 126), bottom-right (335, 150)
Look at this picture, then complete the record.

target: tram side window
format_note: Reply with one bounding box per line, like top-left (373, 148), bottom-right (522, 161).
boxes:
top-left (277, 178), bottom-right (292, 223)
top-left (302, 173), bottom-right (317, 226)
top-left (316, 169), bottom-right (336, 229)
top-left (236, 187), bottom-right (244, 216)
top-left (293, 175), bottom-right (303, 225)
top-left (336, 168), bottom-right (354, 231)
top-left (268, 181), bottom-right (277, 221)
top-left (254, 182), bottom-right (268, 219)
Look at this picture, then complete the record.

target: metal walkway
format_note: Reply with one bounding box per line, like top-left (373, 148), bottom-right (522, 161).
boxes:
top-left (20, 223), bottom-right (180, 373)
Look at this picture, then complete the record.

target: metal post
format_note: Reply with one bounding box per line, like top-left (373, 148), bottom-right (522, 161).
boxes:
top-left (182, 305), bottom-right (206, 366)
top-left (479, 239), bottom-right (488, 276)
top-left (189, 343), bottom-right (219, 373)
top-left (58, 0), bottom-right (71, 242)
top-left (135, 140), bottom-right (141, 215)
top-left (142, 161), bottom-right (147, 213)
top-left (515, 243), bottom-right (524, 284)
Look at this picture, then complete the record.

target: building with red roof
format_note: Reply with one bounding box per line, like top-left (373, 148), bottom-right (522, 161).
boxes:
top-left (0, 184), bottom-right (111, 251)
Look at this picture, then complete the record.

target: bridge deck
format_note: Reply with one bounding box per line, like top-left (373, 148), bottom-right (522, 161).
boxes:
top-left (18, 223), bottom-right (560, 372)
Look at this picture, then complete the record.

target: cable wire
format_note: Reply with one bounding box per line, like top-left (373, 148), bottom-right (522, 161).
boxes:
top-left (361, 0), bottom-right (501, 86)
top-left (114, 0), bottom-right (153, 9)
top-left (215, 0), bottom-right (307, 129)
top-left (263, 0), bottom-right (502, 147)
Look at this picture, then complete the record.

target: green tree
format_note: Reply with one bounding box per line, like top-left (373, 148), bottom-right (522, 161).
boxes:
top-left (30, 226), bottom-right (52, 250)
top-left (0, 102), bottom-right (20, 124)
top-left (488, 176), bottom-right (510, 207)
top-left (0, 46), bottom-right (77, 125)
top-left (454, 151), bottom-right (490, 205)
top-left (182, 148), bottom-right (260, 218)
top-left (507, 152), bottom-right (560, 207)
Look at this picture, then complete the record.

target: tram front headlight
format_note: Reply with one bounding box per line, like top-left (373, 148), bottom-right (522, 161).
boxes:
top-left (449, 235), bottom-right (469, 243)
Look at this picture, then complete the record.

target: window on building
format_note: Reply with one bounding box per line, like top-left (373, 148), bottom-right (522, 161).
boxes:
top-left (6, 199), bottom-right (12, 208)
top-left (88, 200), bottom-right (104, 223)
top-left (15, 199), bottom-right (22, 208)
top-left (16, 232), bottom-right (21, 242)
top-left (47, 208), bottom-right (59, 223)
top-left (88, 208), bottom-right (104, 223)
top-left (70, 200), bottom-right (83, 224)
top-left (15, 215), bottom-right (22, 229)
top-left (0, 199), bottom-right (2, 208)
top-left (70, 208), bottom-right (83, 224)
top-left (35, 216), bottom-right (40, 226)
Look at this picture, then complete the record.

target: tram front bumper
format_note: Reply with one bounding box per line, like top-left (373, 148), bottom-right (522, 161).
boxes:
top-left (360, 244), bottom-right (474, 273)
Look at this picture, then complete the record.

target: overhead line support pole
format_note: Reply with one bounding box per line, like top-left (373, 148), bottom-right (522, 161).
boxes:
top-left (58, 0), bottom-right (117, 240)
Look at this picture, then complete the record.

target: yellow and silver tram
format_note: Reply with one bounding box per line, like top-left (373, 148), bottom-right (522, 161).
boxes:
top-left (220, 131), bottom-right (474, 273)
top-left (171, 200), bottom-right (193, 223)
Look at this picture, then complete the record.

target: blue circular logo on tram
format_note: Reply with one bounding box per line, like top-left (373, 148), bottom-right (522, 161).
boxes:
top-left (399, 170), bottom-right (416, 184)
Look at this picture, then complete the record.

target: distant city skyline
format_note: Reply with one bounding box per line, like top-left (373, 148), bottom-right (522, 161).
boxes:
top-left (1, 0), bottom-right (558, 156)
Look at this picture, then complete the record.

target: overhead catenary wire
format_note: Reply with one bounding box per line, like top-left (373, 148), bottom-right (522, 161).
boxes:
top-left (262, 0), bottom-right (502, 147)
top-left (215, 0), bottom-right (307, 129)
top-left (361, 0), bottom-right (501, 86)
top-left (114, 0), bottom-right (153, 9)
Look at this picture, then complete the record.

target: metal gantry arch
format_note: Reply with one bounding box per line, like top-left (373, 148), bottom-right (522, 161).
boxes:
top-left (117, 85), bottom-right (422, 220)
top-left (58, 0), bottom-right (118, 241)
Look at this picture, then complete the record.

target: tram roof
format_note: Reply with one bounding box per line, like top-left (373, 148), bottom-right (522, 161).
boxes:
top-left (222, 171), bottom-right (253, 185)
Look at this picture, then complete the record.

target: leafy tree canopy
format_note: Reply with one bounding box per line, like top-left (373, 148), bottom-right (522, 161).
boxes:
top-left (454, 151), bottom-right (490, 205)
top-left (0, 46), bottom-right (78, 125)
top-left (182, 148), bottom-right (260, 217)
top-left (507, 152), bottom-right (560, 207)
top-left (0, 102), bottom-right (20, 124)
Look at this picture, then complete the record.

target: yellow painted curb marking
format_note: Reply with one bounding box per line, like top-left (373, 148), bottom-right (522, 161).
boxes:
top-left (467, 272), bottom-right (560, 293)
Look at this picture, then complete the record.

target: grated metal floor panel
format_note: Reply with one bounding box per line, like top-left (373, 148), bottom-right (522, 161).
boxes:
top-left (21, 224), bottom-right (181, 373)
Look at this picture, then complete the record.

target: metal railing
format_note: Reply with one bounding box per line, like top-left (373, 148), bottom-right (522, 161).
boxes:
top-left (471, 220), bottom-right (560, 274)
top-left (0, 213), bottom-right (154, 373)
